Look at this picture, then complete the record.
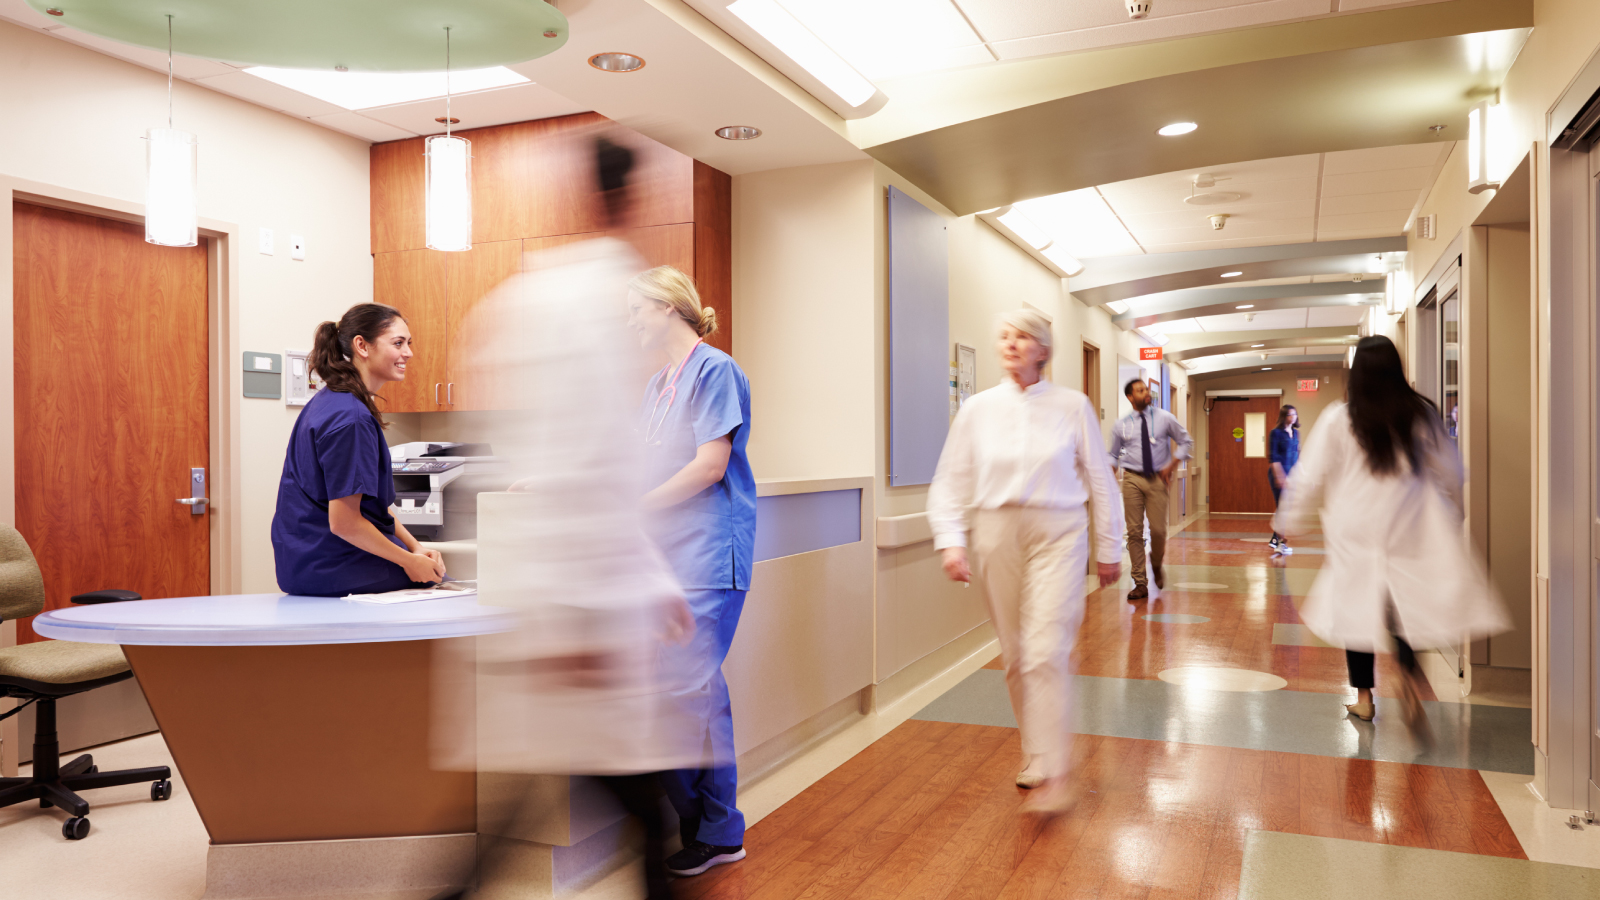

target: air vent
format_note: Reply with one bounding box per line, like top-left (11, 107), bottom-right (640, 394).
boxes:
top-left (1415, 214), bottom-right (1436, 240)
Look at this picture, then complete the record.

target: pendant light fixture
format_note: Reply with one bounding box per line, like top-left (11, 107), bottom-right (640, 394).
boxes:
top-left (425, 26), bottom-right (472, 252)
top-left (146, 15), bottom-right (198, 247)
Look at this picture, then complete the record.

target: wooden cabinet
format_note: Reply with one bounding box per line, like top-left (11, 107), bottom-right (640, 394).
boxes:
top-left (373, 249), bottom-right (447, 413)
top-left (445, 239), bottom-right (525, 411)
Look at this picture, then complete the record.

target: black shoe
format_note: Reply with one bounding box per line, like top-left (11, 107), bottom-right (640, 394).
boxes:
top-left (1127, 585), bottom-right (1148, 601)
top-left (678, 814), bottom-right (700, 849)
top-left (666, 840), bottom-right (746, 877)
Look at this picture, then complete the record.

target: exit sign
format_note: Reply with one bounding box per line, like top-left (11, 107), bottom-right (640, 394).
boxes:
top-left (1139, 347), bottom-right (1163, 361)
top-left (1298, 378), bottom-right (1319, 392)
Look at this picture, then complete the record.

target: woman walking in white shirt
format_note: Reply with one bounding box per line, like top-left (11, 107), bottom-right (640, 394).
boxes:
top-left (1273, 336), bottom-right (1505, 739)
top-left (928, 309), bottom-right (1122, 815)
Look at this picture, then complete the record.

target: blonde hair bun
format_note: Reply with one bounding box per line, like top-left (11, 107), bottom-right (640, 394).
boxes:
top-left (628, 265), bottom-right (718, 338)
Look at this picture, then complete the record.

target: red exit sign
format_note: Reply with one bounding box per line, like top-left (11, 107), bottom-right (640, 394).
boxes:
top-left (1298, 378), bottom-right (1320, 392)
top-left (1139, 347), bottom-right (1163, 361)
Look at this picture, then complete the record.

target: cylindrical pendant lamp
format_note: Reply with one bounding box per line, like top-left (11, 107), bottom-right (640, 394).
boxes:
top-left (146, 127), bottom-right (198, 247)
top-left (425, 134), bottom-right (472, 251)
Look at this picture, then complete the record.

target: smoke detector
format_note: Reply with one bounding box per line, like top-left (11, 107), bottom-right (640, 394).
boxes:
top-left (1208, 213), bottom-right (1230, 231)
top-left (1125, 0), bottom-right (1151, 18)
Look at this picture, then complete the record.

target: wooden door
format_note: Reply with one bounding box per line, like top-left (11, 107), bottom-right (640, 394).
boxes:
top-left (445, 240), bottom-right (526, 411)
top-left (1207, 396), bottom-right (1279, 513)
top-left (374, 249), bottom-right (447, 412)
top-left (13, 202), bottom-right (209, 642)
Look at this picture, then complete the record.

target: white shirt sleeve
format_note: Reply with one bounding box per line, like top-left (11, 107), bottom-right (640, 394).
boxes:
top-left (1076, 395), bottom-right (1125, 564)
top-left (927, 403), bottom-right (976, 550)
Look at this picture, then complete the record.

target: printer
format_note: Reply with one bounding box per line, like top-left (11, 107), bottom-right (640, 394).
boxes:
top-left (389, 442), bottom-right (504, 541)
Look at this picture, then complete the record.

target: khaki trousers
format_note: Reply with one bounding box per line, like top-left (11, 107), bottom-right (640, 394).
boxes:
top-left (1121, 471), bottom-right (1168, 587)
top-left (972, 507), bottom-right (1089, 780)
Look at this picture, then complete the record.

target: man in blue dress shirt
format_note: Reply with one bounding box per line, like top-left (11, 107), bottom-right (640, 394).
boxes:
top-left (1108, 379), bottom-right (1194, 601)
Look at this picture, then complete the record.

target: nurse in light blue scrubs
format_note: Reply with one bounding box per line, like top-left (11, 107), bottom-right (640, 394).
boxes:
top-left (626, 266), bottom-right (755, 878)
top-left (271, 303), bottom-right (445, 596)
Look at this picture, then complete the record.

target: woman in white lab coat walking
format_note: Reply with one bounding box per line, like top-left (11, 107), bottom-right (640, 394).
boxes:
top-left (1272, 336), bottom-right (1506, 738)
top-left (928, 309), bottom-right (1122, 816)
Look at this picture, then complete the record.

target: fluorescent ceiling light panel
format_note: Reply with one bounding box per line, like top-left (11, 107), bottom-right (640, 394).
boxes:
top-left (1158, 122), bottom-right (1198, 136)
top-left (1039, 243), bottom-right (1084, 277)
top-left (1014, 190), bottom-right (1142, 259)
top-left (772, 0), bottom-right (986, 81)
top-left (728, 0), bottom-right (877, 107)
top-left (1104, 300), bottom-right (1130, 315)
top-left (1221, 271), bottom-right (1243, 278)
top-left (996, 208), bottom-right (1051, 250)
top-left (244, 66), bottom-right (529, 110)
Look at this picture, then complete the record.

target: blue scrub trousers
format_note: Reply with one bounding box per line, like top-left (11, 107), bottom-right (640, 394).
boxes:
top-left (664, 587), bottom-right (747, 847)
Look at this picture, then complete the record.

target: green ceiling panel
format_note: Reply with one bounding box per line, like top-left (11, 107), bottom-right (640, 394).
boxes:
top-left (27, 0), bottom-right (568, 71)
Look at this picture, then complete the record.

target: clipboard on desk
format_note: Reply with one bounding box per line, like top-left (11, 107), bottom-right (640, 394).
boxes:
top-left (345, 580), bottom-right (478, 604)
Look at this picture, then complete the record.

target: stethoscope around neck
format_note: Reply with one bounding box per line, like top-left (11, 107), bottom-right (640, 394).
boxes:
top-left (644, 339), bottom-right (702, 446)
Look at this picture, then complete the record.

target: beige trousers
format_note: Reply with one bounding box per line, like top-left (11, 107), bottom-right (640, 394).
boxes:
top-left (972, 507), bottom-right (1090, 780)
top-left (1120, 471), bottom-right (1168, 587)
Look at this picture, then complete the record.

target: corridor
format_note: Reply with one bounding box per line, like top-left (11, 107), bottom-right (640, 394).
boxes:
top-left (678, 515), bottom-right (1565, 900)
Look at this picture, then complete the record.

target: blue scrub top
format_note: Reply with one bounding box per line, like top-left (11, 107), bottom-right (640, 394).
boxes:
top-left (641, 345), bottom-right (756, 591)
top-left (271, 390), bottom-right (411, 597)
top-left (1269, 427), bottom-right (1299, 473)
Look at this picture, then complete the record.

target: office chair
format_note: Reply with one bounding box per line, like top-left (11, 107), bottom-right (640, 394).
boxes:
top-left (0, 525), bottom-right (171, 840)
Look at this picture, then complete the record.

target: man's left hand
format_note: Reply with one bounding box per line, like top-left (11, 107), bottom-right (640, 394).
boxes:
top-left (1159, 461), bottom-right (1178, 486)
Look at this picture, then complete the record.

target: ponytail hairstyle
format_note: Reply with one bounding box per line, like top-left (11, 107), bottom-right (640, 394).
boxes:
top-left (1346, 335), bottom-right (1437, 476)
top-left (628, 265), bottom-right (717, 338)
top-left (308, 303), bottom-right (406, 429)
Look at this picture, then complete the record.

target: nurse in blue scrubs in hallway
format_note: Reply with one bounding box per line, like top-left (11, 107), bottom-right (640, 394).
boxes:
top-left (272, 303), bottom-right (446, 596)
top-left (626, 265), bottom-right (755, 878)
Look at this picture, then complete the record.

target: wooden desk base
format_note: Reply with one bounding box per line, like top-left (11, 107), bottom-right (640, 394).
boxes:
top-left (126, 641), bottom-right (475, 844)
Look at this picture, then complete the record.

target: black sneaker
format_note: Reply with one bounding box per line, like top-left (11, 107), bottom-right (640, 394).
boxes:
top-left (1268, 536), bottom-right (1281, 550)
top-left (666, 840), bottom-right (746, 877)
top-left (678, 814), bottom-right (700, 850)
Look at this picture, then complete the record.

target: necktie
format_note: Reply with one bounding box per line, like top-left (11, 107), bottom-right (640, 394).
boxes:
top-left (1141, 412), bottom-right (1154, 479)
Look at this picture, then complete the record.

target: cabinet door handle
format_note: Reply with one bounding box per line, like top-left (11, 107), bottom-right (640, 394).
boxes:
top-left (447, 383), bottom-right (454, 405)
top-left (434, 383), bottom-right (441, 405)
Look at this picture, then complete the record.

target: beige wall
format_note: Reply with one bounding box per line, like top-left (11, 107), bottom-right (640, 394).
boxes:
top-left (1482, 224), bottom-right (1533, 669)
top-left (0, 23), bottom-right (374, 593)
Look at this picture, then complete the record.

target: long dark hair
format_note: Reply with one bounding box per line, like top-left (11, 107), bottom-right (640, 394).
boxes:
top-left (1347, 335), bottom-right (1437, 475)
top-left (1276, 404), bottom-right (1298, 431)
top-left (309, 303), bottom-right (406, 429)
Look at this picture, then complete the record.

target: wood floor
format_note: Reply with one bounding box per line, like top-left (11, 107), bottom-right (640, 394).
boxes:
top-left (690, 513), bottom-right (1519, 900)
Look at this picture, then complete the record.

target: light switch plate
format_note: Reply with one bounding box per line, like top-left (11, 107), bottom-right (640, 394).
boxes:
top-left (290, 235), bottom-right (306, 261)
top-left (258, 227), bottom-right (274, 255)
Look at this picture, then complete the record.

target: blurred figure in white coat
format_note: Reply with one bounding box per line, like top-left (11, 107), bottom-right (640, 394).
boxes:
top-left (928, 309), bottom-right (1122, 816)
top-left (1272, 336), bottom-right (1507, 740)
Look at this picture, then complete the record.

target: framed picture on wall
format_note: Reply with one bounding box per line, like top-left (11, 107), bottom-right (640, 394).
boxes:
top-left (956, 344), bottom-right (977, 407)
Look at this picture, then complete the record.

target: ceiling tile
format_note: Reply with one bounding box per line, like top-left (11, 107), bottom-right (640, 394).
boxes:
top-left (1132, 217), bottom-right (1318, 247)
top-left (1317, 211), bottom-right (1408, 233)
top-left (1192, 309), bottom-right (1311, 331)
top-left (1101, 154), bottom-right (1322, 197)
top-left (308, 112), bottom-right (418, 143)
top-left (975, 0), bottom-right (1328, 56)
top-left (1306, 305), bottom-right (1369, 326)
top-left (193, 71), bottom-right (347, 118)
top-left (1193, 276), bottom-right (1315, 290)
top-left (1140, 233), bottom-right (1317, 254)
top-left (357, 82), bottom-right (589, 135)
top-left (1120, 200), bottom-right (1317, 234)
top-left (1148, 318), bottom-right (1205, 334)
top-left (1321, 165), bottom-right (1437, 196)
top-left (1317, 189), bottom-right (1421, 216)
top-left (1322, 142), bottom-right (1448, 175)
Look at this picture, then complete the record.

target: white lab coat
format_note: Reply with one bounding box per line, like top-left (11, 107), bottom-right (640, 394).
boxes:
top-left (1271, 402), bottom-right (1508, 652)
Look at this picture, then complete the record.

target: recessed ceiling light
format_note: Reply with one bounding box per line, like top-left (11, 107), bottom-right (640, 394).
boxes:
top-left (1236, 304), bottom-right (1254, 310)
top-left (1158, 122), bottom-right (1198, 136)
top-left (243, 66), bottom-right (528, 110)
top-left (1221, 271), bottom-right (1243, 278)
top-left (716, 125), bottom-right (762, 140)
top-left (1261, 367), bottom-right (1272, 371)
top-left (589, 52), bottom-right (646, 72)
top-left (1251, 343), bottom-right (1265, 348)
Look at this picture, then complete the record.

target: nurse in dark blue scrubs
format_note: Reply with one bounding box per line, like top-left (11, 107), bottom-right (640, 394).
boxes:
top-left (271, 303), bottom-right (445, 596)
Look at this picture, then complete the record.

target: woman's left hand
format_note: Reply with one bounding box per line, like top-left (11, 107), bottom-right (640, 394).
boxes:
top-left (422, 548), bottom-right (446, 576)
top-left (660, 596), bottom-right (696, 647)
top-left (1097, 562), bottom-right (1121, 588)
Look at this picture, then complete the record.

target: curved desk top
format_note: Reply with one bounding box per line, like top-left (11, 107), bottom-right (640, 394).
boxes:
top-left (32, 593), bottom-right (517, 646)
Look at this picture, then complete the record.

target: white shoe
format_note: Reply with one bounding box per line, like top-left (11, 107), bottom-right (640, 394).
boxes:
top-left (1280, 546), bottom-right (1293, 556)
top-left (1016, 755), bottom-right (1046, 789)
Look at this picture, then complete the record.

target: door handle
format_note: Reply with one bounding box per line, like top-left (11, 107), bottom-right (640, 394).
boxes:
top-left (447, 383), bottom-right (453, 405)
top-left (176, 467), bottom-right (207, 515)
top-left (434, 383), bottom-right (441, 405)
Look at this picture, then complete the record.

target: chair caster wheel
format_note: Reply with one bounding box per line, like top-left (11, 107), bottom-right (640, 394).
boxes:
top-left (151, 780), bottom-right (172, 802)
top-left (63, 816), bottom-right (90, 840)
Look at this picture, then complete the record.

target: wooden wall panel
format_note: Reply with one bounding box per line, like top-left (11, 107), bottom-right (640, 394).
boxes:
top-left (526, 113), bottom-right (608, 239)
top-left (693, 162), bottom-right (733, 358)
top-left (370, 138), bottom-right (426, 255)
top-left (445, 240), bottom-right (525, 411)
top-left (13, 203), bottom-right (209, 642)
top-left (461, 120), bottom-right (538, 245)
top-left (374, 249), bottom-right (448, 412)
top-left (631, 133), bottom-right (696, 229)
